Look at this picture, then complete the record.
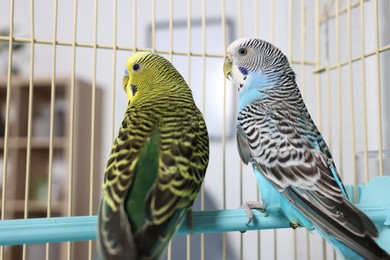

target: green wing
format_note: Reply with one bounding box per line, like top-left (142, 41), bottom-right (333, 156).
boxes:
top-left (98, 108), bottom-right (152, 259)
top-left (98, 102), bottom-right (209, 260)
top-left (133, 103), bottom-right (209, 259)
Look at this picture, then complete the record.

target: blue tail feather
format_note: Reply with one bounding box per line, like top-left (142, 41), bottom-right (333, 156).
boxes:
top-left (252, 167), bottom-right (376, 260)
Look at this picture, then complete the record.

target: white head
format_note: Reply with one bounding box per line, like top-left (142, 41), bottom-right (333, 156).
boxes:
top-left (224, 38), bottom-right (294, 92)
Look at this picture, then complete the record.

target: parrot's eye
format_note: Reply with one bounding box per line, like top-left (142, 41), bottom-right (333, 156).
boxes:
top-left (238, 47), bottom-right (247, 56)
top-left (132, 63), bottom-right (141, 72)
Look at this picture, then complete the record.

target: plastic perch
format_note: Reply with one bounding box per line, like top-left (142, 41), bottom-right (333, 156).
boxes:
top-left (0, 176), bottom-right (388, 251)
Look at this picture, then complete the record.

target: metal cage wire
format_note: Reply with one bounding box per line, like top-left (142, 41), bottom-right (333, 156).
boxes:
top-left (0, 0), bottom-right (389, 259)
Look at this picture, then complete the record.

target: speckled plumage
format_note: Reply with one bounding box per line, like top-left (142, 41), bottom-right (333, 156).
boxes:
top-left (98, 52), bottom-right (209, 260)
top-left (225, 38), bottom-right (389, 260)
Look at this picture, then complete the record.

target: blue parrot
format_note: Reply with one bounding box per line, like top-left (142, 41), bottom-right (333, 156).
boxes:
top-left (224, 38), bottom-right (389, 260)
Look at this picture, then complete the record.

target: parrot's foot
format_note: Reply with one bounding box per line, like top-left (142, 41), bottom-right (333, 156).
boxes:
top-left (290, 222), bottom-right (300, 230)
top-left (240, 200), bottom-right (267, 226)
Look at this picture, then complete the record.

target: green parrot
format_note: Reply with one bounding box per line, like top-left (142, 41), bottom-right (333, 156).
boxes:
top-left (98, 52), bottom-right (209, 259)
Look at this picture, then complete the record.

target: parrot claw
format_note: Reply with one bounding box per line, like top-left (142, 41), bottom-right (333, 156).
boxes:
top-left (240, 200), bottom-right (267, 226)
top-left (290, 222), bottom-right (301, 229)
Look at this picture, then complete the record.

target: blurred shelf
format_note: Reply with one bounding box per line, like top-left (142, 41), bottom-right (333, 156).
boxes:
top-left (0, 76), bottom-right (103, 260)
top-left (0, 137), bottom-right (68, 149)
top-left (0, 76), bottom-right (84, 88)
top-left (11, 199), bottom-right (65, 213)
top-left (0, 200), bottom-right (64, 215)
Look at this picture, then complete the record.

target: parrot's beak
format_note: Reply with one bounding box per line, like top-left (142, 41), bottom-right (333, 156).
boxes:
top-left (223, 54), bottom-right (233, 80)
top-left (122, 72), bottom-right (131, 101)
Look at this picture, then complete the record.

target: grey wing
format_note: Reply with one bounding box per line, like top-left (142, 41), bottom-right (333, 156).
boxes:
top-left (237, 101), bottom-right (386, 259)
top-left (237, 102), bottom-right (334, 192)
top-left (236, 124), bottom-right (252, 165)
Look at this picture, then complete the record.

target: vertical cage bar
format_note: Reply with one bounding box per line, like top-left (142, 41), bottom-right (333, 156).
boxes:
top-left (373, 0), bottom-right (383, 177)
top-left (133, 0), bottom-right (137, 52)
top-left (111, 0), bottom-right (118, 143)
top-left (335, 0), bottom-right (342, 180)
top-left (47, 0), bottom-right (59, 258)
top-left (169, 0), bottom-right (173, 62)
top-left (151, 0), bottom-right (156, 52)
top-left (288, 0), bottom-right (293, 60)
top-left (347, 0), bottom-right (357, 202)
top-left (186, 0), bottom-right (191, 83)
top-left (221, 0), bottom-right (227, 259)
top-left (254, 0), bottom-right (259, 37)
top-left (325, 3), bottom-right (332, 155)
top-left (270, 0), bottom-right (275, 44)
top-left (238, 0), bottom-right (243, 37)
top-left (315, 0), bottom-right (322, 131)
top-left (360, 0), bottom-right (369, 183)
top-left (300, 0), bottom-right (306, 98)
top-left (200, 0), bottom-right (206, 167)
top-left (0, 0), bottom-right (15, 258)
top-left (237, 0), bottom-right (243, 258)
top-left (22, 0), bottom-right (36, 259)
top-left (67, 0), bottom-right (78, 258)
top-left (88, 0), bottom-right (99, 259)
top-left (48, 0), bottom-right (59, 217)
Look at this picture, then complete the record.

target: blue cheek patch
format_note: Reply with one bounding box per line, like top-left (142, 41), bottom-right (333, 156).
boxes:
top-left (238, 66), bottom-right (249, 75)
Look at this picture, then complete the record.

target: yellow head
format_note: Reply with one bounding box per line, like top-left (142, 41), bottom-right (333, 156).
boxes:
top-left (122, 52), bottom-right (187, 105)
